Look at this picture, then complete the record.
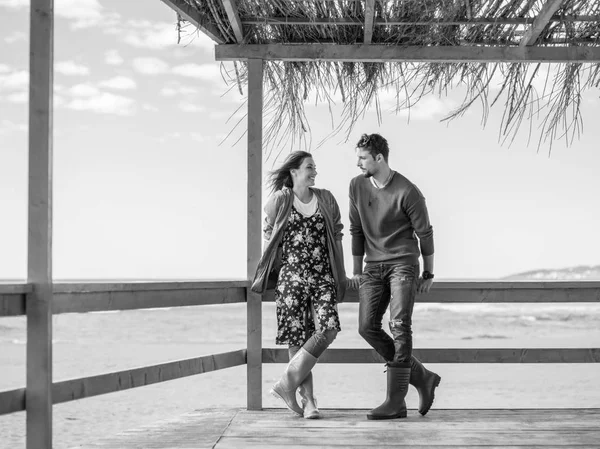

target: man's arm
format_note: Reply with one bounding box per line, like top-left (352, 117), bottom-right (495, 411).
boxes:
top-left (349, 181), bottom-right (365, 290)
top-left (418, 253), bottom-right (434, 294)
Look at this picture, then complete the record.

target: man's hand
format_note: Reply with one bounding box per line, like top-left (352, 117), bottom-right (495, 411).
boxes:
top-left (417, 277), bottom-right (434, 294)
top-left (347, 274), bottom-right (362, 290)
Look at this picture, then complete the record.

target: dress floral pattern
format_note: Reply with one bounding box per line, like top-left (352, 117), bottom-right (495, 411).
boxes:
top-left (275, 206), bottom-right (341, 346)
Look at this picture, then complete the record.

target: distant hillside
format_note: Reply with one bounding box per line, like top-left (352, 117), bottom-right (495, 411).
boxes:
top-left (503, 265), bottom-right (600, 280)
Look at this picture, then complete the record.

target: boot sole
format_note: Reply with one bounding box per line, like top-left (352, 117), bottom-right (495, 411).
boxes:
top-left (270, 388), bottom-right (303, 417)
top-left (367, 410), bottom-right (408, 420)
top-left (419, 374), bottom-right (441, 416)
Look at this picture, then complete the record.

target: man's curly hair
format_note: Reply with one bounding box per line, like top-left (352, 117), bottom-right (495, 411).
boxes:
top-left (356, 133), bottom-right (389, 163)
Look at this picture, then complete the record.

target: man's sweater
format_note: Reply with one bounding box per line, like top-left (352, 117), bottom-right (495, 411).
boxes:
top-left (349, 171), bottom-right (434, 265)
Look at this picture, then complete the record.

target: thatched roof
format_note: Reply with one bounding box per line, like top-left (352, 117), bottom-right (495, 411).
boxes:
top-left (164, 0), bottom-right (600, 150)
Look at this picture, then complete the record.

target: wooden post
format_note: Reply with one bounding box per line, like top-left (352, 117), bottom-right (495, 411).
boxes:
top-left (246, 59), bottom-right (263, 410)
top-left (27, 0), bottom-right (54, 448)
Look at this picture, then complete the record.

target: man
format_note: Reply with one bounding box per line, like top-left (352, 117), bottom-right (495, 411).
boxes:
top-left (348, 133), bottom-right (441, 420)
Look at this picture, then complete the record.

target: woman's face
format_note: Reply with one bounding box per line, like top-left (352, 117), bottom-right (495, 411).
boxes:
top-left (291, 157), bottom-right (317, 188)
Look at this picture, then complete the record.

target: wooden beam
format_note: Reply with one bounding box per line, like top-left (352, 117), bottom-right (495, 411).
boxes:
top-left (0, 388), bottom-right (26, 416)
top-left (263, 281), bottom-right (600, 303)
top-left (0, 351), bottom-right (246, 414)
top-left (222, 0), bottom-right (244, 43)
top-left (159, 0), bottom-right (226, 44)
top-left (0, 292), bottom-right (26, 316)
top-left (521, 0), bottom-right (565, 47)
top-left (52, 280), bottom-right (248, 293)
top-left (263, 348), bottom-right (600, 364)
top-left (27, 0), bottom-right (54, 447)
top-left (215, 44), bottom-right (600, 62)
top-left (246, 58), bottom-right (263, 411)
top-left (52, 350), bottom-right (246, 405)
top-left (52, 286), bottom-right (246, 314)
top-left (363, 0), bottom-right (375, 44)
top-left (241, 15), bottom-right (600, 26)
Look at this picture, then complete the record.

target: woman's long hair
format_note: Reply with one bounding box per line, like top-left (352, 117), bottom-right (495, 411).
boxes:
top-left (267, 151), bottom-right (313, 192)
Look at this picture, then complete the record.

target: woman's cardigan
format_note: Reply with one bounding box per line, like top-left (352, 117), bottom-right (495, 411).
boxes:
top-left (251, 187), bottom-right (346, 302)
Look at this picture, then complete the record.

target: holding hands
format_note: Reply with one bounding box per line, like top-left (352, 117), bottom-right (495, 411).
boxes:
top-left (346, 274), bottom-right (362, 290)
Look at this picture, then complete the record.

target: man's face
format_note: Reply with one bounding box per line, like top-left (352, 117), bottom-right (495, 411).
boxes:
top-left (291, 157), bottom-right (317, 187)
top-left (356, 148), bottom-right (379, 178)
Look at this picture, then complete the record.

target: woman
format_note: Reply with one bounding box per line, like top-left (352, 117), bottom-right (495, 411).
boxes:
top-left (252, 151), bottom-right (346, 419)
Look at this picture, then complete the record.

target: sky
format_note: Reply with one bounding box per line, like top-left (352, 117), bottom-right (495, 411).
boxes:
top-left (1, 0), bottom-right (599, 281)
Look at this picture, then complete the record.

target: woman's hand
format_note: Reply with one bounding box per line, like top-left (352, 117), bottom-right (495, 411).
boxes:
top-left (347, 275), bottom-right (362, 290)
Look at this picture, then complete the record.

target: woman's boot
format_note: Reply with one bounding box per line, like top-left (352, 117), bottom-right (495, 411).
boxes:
top-left (367, 363), bottom-right (411, 420)
top-left (410, 356), bottom-right (441, 416)
top-left (298, 373), bottom-right (320, 419)
top-left (270, 348), bottom-right (318, 416)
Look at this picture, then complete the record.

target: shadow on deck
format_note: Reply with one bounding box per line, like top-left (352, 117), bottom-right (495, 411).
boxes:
top-left (72, 408), bottom-right (600, 448)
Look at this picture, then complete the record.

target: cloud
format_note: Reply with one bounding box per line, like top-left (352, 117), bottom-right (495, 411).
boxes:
top-left (0, 0), bottom-right (27, 7)
top-left (0, 119), bottom-right (27, 135)
top-left (6, 91), bottom-right (27, 103)
top-left (142, 103), bottom-right (159, 112)
top-left (132, 57), bottom-right (169, 75)
top-left (179, 102), bottom-right (206, 113)
top-left (4, 31), bottom-right (26, 44)
top-left (172, 63), bottom-right (222, 83)
top-left (0, 0), bottom-right (113, 29)
top-left (159, 84), bottom-right (198, 97)
top-left (104, 49), bottom-right (124, 66)
top-left (55, 61), bottom-right (90, 76)
top-left (66, 92), bottom-right (134, 116)
top-left (397, 95), bottom-right (456, 120)
top-left (67, 83), bottom-right (101, 97)
top-left (0, 70), bottom-right (28, 90)
top-left (0, 64), bottom-right (10, 74)
top-left (115, 20), bottom-right (214, 52)
top-left (99, 76), bottom-right (137, 90)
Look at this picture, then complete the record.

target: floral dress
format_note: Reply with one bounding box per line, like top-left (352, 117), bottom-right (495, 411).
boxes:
top-left (275, 206), bottom-right (341, 346)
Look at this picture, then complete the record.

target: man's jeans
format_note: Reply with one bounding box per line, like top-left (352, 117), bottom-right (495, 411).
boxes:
top-left (358, 263), bottom-right (419, 365)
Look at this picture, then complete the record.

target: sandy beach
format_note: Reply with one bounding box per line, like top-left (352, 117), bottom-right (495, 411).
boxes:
top-left (2, 302), bottom-right (600, 448)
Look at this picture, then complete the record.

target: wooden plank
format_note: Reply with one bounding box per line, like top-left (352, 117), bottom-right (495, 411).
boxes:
top-left (363, 0), bottom-right (375, 44)
top-left (0, 283), bottom-right (32, 294)
top-left (159, 0), bottom-right (226, 43)
top-left (71, 408), bottom-right (240, 449)
top-left (231, 408), bottom-right (600, 427)
top-left (241, 15), bottom-right (600, 26)
top-left (52, 286), bottom-right (246, 314)
top-left (215, 44), bottom-right (600, 63)
top-left (0, 388), bottom-right (26, 415)
top-left (222, 0), bottom-right (244, 43)
top-left (246, 58), bottom-right (263, 411)
top-left (27, 0), bottom-right (54, 447)
top-left (65, 409), bottom-right (600, 448)
top-left (263, 281), bottom-right (600, 303)
top-left (262, 348), bottom-right (600, 364)
top-left (52, 280), bottom-right (248, 293)
top-left (0, 293), bottom-right (26, 316)
top-left (53, 350), bottom-right (246, 405)
top-left (218, 431), bottom-right (600, 446)
top-left (521, 0), bottom-right (566, 47)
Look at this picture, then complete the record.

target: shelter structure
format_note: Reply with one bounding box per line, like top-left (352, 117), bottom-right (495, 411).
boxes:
top-left (1, 1), bottom-right (599, 448)
top-left (163, 0), bottom-right (600, 148)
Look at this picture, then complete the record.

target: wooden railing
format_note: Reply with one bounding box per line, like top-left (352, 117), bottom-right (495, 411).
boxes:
top-left (1, 280), bottom-right (599, 418)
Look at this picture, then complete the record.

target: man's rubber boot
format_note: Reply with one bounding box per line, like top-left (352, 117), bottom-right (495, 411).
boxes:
top-left (367, 364), bottom-right (410, 420)
top-left (298, 373), bottom-right (320, 419)
top-left (410, 356), bottom-right (441, 416)
top-left (270, 348), bottom-right (318, 416)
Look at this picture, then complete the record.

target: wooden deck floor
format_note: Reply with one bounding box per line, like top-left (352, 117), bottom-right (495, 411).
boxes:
top-left (73, 408), bottom-right (600, 448)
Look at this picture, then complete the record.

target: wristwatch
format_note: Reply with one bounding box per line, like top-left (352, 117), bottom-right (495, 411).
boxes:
top-left (422, 271), bottom-right (435, 280)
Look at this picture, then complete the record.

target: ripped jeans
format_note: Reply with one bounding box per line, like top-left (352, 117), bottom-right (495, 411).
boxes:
top-left (358, 263), bottom-right (419, 365)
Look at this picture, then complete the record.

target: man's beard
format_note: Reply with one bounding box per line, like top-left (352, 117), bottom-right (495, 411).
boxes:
top-left (362, 170), bottom-right (373, 178)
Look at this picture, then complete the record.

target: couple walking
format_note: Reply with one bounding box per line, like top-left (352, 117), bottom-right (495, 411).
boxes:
top-left (251, 133), bottom-right (441, 420)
